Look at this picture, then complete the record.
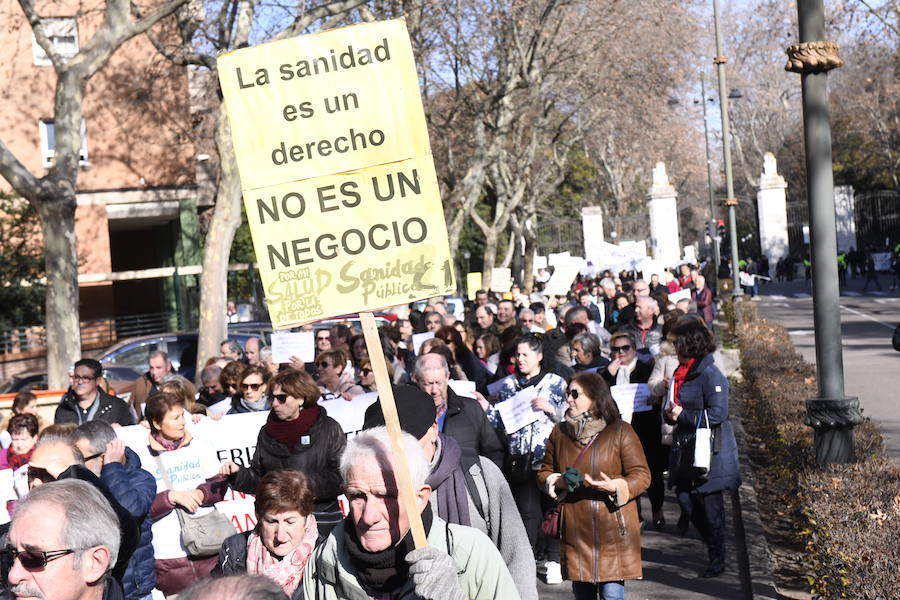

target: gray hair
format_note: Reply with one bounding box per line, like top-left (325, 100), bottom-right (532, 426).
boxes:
top-left (676, 298), bottom-right (698, 313)
top-left (70, 421), bottom-right (117, 456)
top-left (178, 575), bottom-right (288, 600)
top-left (148, 350), bottom-right (169, 363)
top-left (413, 353), bottom-right (449, 382)
top-left (518, 308), bottom-right (535, 320)
top-left (340, 426), bottom-right (429, 489)
top-left (220, 340), bottom-right (243, 356)
top-left (200, 365), bottom-right (222, 385)
top-left (258, 346), bottom-right (273, 363)
top-left (15, 479), bottom-right (121, 570)
top-left (572, 332), bottom-right (601, 357)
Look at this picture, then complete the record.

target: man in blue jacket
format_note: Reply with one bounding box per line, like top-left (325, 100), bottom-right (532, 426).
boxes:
top-left (72, 421), bottom-right (157, 600)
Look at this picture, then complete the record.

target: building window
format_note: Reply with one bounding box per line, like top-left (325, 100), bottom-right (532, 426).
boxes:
top-left (39, 119), bottom-right (89, 168)
top-left (32, 18), bottom-right (79, 66)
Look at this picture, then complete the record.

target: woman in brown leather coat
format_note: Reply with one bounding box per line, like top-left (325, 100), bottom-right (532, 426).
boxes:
top-left (538, 371), bottom-right (650, 599)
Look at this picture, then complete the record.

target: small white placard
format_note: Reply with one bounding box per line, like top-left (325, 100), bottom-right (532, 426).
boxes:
top-left (610, 383), bottom-right (652, 423)
top-left (207, 397), bottom-right (232, 416)
top-left (318, 392), bottom-right (379, 435)
top-left (448, 379), bottom-right (477, 399)
top-left (412, 331), bottom-right (435, 355)
top-left (487, 375), bottom-right (514, 397)
top-left (271, 330), bottom-right (315, 364)
top-left (668, 288), bottom-right (692, 304)
top-left (496, 386), bottom-right (541, 432)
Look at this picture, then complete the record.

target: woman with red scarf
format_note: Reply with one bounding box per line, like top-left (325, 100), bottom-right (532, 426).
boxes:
top-left (665, 314), bottom-right (740, 579)
top-left (1, 413), bottom-right (39, 515)
top-left (220, 368), bottom-right (346, 537)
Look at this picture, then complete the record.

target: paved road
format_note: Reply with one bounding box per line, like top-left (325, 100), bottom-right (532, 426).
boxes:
top-left (753, 274), bottom-right (900, 461)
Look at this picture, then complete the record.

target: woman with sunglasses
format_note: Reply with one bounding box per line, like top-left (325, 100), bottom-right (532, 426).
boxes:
top-left (600, 331), bottom-right (666, 530)
top-left (146, 392), bottom-right (229, 596)
top-left (539, 372), bottom-right (649, 599)
top-left (227, 365), bottom-right (271, 414)
top-left (665, 314), bottom-right (740, 578)
top-left (217, 361), bottom-right (246, 413)
top-left (315, 349), bottom-right (364, 401)
top-left (220, 369), bottom-right (346, 537)
top-left (486, 334), bottom-right (567, 583)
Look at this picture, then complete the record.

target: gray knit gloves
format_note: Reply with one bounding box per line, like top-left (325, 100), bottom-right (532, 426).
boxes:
top-left (406, 546), bottom-right (465, 600)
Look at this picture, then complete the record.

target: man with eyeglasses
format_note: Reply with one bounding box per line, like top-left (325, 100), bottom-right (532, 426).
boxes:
top-left (22, 438), bottom-right (139, 586)
top-left (71, 421), bottom-right (157, 600)
top-left (412, 354), bottom-right (504, 468)
top-left (55, 359), bottom-right (134, 428)
top-left (616, 279), bottom-right (651, 330)
top-left (5, 479), bottom-right (125, 600)
top-left (620, 297), bottom-right (663, 356)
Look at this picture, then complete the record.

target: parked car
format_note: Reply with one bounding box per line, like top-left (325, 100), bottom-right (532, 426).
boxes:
top-left (410, 297), bottom-right (466, 321)
top-left (0, 365), bottom-right (146, 395)
top-left (97, 330), bottom-right (260, 383)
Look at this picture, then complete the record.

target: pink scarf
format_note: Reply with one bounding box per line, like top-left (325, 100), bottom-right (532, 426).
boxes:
top-left (246, 513), bottom-right (318, 597)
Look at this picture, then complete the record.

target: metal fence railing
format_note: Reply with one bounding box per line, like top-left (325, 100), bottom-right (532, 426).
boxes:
top-left (0, 312), bottom-right (175, 358)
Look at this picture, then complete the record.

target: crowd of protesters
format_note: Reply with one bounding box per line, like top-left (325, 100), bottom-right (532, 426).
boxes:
top-left (0, 261), bottom-right (741, 600)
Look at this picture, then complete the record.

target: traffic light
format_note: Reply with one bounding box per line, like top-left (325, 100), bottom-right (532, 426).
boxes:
top-left (716, 219), bottom-right (726, 238)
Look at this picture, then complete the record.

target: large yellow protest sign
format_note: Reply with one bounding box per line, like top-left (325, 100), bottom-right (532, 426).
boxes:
top-left (218, 20), bottom-right (454, 328)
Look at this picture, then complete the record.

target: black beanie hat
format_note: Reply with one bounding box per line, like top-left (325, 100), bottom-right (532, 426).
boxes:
top-left (362, 384), bottom-right (437, 440)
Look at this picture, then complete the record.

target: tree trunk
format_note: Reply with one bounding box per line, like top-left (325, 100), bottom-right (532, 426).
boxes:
top-left (523, 219), bottom-right (536, 293)
top-left (195, 114), bottom-right (243, 381)
top-left (38, 197), bottom-right (80, 389)
top-left (481, 230), bottom-right (499, 292)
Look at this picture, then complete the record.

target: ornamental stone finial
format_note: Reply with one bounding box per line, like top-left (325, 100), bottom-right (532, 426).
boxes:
top-left (785, 41), bottom-right (843, 74)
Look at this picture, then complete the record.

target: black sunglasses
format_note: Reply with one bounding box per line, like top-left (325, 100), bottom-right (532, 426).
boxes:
top-left (83, 451), bottom-right (104, 462)
top-left (271, 393), bottom-right (289, 403)
top-left (26, 466), bottom-right (55, 484)
top-left (611, 345), bottom-right (632, 353)
top-left (360, 368), bottom-right (372, 376)
top-left (241, 382), bottom-right (263, 391)
top-left (316, 361), bottom-right (333, 369)
top-left (566, 388), bottom-right (581, 399)
top-left (2, 548), bottom-right (76, 571)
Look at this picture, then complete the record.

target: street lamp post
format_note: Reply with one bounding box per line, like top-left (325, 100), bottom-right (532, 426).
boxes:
top-left (786, 0), bottom-right (861, 465)
top-left (711, 0), bottom-right (742, 301)
top-left (699, 74), bottom-right (720, 286)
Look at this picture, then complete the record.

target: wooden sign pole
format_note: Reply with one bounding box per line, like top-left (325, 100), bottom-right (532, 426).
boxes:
top-left (358, 311), bottom-right (428, 548)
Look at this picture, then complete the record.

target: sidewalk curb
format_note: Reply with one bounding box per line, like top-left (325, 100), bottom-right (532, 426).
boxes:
top-left (720, 349), bottom-right (781, 600)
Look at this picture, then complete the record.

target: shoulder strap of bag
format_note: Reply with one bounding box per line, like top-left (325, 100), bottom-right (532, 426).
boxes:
top-left (153, 453), bottom-right (187, 528)
top-left (572, 433), bottom-right (600, 469)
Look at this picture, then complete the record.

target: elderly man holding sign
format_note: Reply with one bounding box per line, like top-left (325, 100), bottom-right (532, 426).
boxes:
top-left (303, 427), bottom-right (519, 599)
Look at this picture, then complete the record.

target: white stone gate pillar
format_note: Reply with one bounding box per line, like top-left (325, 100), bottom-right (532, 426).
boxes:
top-left (581, 206), bottom-right (605, 262)
top-left (646, 162), bottom-right (680, 266)
top-left (756, 152), bottom-right (789, 268)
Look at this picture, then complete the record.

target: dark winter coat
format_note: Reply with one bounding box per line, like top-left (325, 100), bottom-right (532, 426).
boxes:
top-left (669, 353), bottom-right (740, 494)
top-left (55, 389), bottom-right (135, 427)
top-left (227, 409), bottom-right (346, 536)
top-left (214, 531), bottom-right (306, 600)
top-left (443, 388), bottom-right (505, 468)
top-left (101, 447), bottom-right (158, 600)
